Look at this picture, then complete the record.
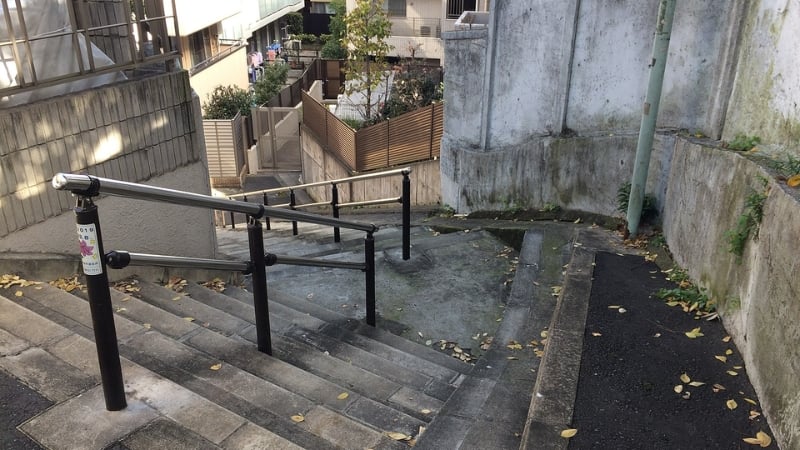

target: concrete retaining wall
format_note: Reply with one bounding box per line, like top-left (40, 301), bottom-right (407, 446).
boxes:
top-left (662, 141), bottom-right (800, 450)
top-left (0, 71), bottom-right (217, 259)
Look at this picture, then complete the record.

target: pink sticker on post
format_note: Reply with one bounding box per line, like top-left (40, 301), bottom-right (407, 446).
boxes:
top-left (77, 224), bottom-right (103, 275)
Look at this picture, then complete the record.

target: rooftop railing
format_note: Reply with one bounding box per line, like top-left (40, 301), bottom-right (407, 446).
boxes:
top-left (52, 172), bottom-right (381, 411)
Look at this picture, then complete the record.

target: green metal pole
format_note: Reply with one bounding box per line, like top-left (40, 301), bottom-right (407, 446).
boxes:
top-left (626, 0), bottom-right (676, 236)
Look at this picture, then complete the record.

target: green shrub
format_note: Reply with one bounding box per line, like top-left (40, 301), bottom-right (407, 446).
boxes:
top-left (727, 134), bottom-right (761, 151)
top-left (616, 183), bottom-right (658, 221)
top-left (725, 182), bottom-right (768, 261)
top-left (202, 85), bottom-right (253, 119)
top-left (253, 63), bottom-right (289, 106)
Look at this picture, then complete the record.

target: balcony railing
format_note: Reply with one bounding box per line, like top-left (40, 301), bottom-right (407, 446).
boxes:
top-left (389, 17), bottom-right (442, 38)
top-left (0, 0), bottom-right (181, 105)
top-left (258, 0), bottom-right (304, 20)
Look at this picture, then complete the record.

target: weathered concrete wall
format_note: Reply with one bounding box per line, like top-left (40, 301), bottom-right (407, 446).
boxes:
top-left (723, 0), bottom-right (800, 149)
top-left (441, 0), bottom-right (736, 212)
top-left (662, 141), bottom-right (800, 450)
top-left (485, 1), bottom-right (579, 143)
top-left (300, 129), bottom-right (441, 206)
top-left (567, 1), bottom-right (733, 134)
top-left (0, 71), bottom-right (217, 258)
top-left (441, 132), bottom-right (673, 215)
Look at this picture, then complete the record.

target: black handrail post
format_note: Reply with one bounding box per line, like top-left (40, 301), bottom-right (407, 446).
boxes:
top-left (289, 189), bottom-right (298, 235)
top-left (74, 196), bottom-right (126, 411)
top-left (247, 216), bottom-right (272, 355)
top-left (365, 232), bottom-right (376, 326)
top-left (263, 193), bottom-right (271, 230)
top-left (229, 209), bottom-right (235, 229)
top-left (331, 183), bottom-right (341, 243)
top-left (402, 171), bottom-right (411, 261)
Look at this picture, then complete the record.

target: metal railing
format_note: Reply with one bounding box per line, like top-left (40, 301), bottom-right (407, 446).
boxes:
top-left (228, 167), bottom-right (412, 260)
top-left (0, 0), bottom-right (181, 102)
top-left (52, 172), bottom-right (379, 411)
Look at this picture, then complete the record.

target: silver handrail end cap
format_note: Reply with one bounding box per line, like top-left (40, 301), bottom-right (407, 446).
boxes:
top-left (52, 173), bottom-right (68, 190)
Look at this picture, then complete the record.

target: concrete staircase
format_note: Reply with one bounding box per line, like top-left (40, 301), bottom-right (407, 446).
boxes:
top-left (0, 215), bottom-right (598, 449)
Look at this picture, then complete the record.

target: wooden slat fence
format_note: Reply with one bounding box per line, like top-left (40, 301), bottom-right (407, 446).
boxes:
top-left (302, 92), bottom-right (442, 172)
top-left (204, 112), bottom-right (245, 186)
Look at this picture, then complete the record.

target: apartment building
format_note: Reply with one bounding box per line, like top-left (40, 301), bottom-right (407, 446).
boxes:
top-left (344, 0), bottom-right (489, 66)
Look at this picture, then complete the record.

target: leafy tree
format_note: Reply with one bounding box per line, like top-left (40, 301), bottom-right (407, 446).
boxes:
top-left (382, 65), bottom-right (443, 118)
top-left (285, 12), bottom-right (304, 35)
top-left (343, 0), bottom-right (392, 120)
top-left (321, 0), bottom-right (347, 59)
top-left (202, 85), bottom-right (253, 119)
top-left (253, 63), bottom-right (289, 106)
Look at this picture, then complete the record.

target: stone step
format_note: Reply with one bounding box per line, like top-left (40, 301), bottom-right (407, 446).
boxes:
top-left (135, 279), bottom-right (461, 402)
top-left (223, 284), bottom-right (473, 376)
top-left (414, 225), bottom-right (578, 450)
top-left (1, 283), bottom-right (410, 449)
top-left (0, 293), bottom-right (304, 450)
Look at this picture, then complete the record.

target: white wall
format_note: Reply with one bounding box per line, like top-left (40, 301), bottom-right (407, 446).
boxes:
top-left (168, 0), bottom-right (240, 36)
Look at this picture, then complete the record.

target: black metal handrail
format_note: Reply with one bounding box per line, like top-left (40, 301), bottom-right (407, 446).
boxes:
top-left (227, 167), bottom-right (412, 260)
top-left (51, 172), bottom-right (378, 411)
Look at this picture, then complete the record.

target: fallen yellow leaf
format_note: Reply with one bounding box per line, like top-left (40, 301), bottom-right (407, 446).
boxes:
top-left (591, 332), bottom-right (602, 337)
top-left (685, 327), bottom-right (704, 339)
top-left (337, 392), bottom-right (349, 400)
top-left (560, 428), bottom-right (578, 438)
top-left (421, 409), bottom-right (432, 415)
top-left (749, 410), bottom-right (761, 420)
top-left (290, 415), bottom-right (305, 423)
top-left (184, 317), bottom-right (195, 322)
top-left (209, 363), bottom-right (222, 371)
top-left (744, 398), bottom-right (758, 405)
top-left (715, 355), bottom-right (728, 363)
top-left (713, 384), bottom-right (726, 392)
top-left (689, 381), bottom-right (705, 387)
top-left (143, 323), bottom-right (151, 329)
top-left (725, 349), bottom-right (733, 355)
top-left (726, 399), bottom-right (738, 410)
top-left (386, 431), bottom-right (412, 441)
top-left (14, 291), bottom-right (23, 297)
top-left (674, 385), bottom-right (684, 394)
top-left (787, 174), bottom-right (800, 188)
top-left (727, 370), bottom-right (739, 376)
top-left (608, 305), bottom-right (621, 309)
top-left (743, 430), bottom-right (772, 447)
top-left (722, 335), bottom-right (731, 342)
top-left (756, 431), bottom-right (772, 447)
top-left (507, 356), bottom-right (518, 360)
top-left (680, 373), bottom-right (691, 384)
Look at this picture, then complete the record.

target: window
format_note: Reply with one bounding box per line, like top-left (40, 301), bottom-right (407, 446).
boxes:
top-left (387, 0), bottom-right (406, 17)
top-left (447, 0), bottom-right (477, 19)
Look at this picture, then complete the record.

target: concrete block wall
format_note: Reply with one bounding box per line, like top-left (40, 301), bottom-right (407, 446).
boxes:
top-left (0, 71), bottom-right (217, 259)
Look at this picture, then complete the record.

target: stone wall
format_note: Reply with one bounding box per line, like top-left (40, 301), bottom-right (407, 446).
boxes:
top-left (0, 71), bottom-right (217, 259)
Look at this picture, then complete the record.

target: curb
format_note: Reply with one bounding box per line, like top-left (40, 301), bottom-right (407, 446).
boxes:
top-left (520, 233), bottom-right (595, 450)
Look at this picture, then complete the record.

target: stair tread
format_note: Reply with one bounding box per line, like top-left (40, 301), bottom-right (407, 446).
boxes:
top-left (225, 285), bottom-right (472, 375)
top-left (0, 292), bottom-right (303, 450)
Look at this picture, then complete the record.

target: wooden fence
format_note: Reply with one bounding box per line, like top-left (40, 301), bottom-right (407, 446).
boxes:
top-left (204, 112), bottom-right (246, 187)
top-left (302, 91), bottom-right (443, 172)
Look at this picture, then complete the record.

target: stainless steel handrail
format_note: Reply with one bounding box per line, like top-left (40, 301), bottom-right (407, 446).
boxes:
top-left (105, 251), bottom-right (250, 272)
top-left (270, 254), bottom-right (365, 271)
top-left (52, 173), bottom-right (377, 232)
top-left (229, 167), bottom-right (412, 199)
